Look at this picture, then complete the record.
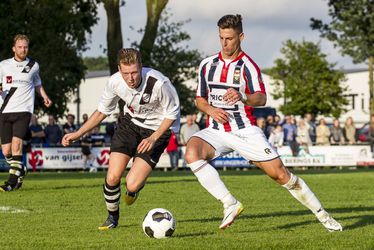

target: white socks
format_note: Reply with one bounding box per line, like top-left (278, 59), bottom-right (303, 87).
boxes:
top-left (188, 160), bottom-right (236, 206)
top-left (282, 173), bottom-right (324, 215)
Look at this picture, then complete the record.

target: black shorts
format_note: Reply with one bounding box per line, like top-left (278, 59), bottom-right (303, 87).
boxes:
top-left (111, 114), bottom-right (171, 169)
top-left (0, 112), bottom-right (32, 144)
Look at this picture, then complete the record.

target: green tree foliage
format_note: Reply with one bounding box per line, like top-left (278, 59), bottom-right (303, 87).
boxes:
top-left (269, 40), bottom-right (348, 118)
top-left (0, 0), bottom-right (98, 118)
top-left (133, 12), bottom-right (202, 115)
top-left (310, 0), bottom-right (374, 116)
top-left (83, 56), bottom-right (109, 71)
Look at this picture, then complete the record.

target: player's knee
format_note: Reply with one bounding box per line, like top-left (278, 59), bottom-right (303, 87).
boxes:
top-left (125, 178), bottom-right (142, 193)
top-left (184, 146), bottom-right (199, 164)
top-left (105, 174), bottom-right (121, 187)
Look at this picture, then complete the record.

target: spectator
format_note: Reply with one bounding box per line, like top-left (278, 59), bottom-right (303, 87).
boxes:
top-left (265, 115), bottom-right (275, 138)
top-left (63, 114), bottom-right (77, 135)
top-left (274, 114), bottom-right (281, 126)
top-left (29, 115), bottom-right (45, 145)
top-left (282, 115), bottom-right (298, 156)
top-left (268, 124), bottom-right (284, 150)
top-left (81, 129), bottom-right (94, 171)
top-left (316, 118), bottom-right (331, 146)
top-left (81, 113), bottom-right (88, 126)
top-left (296, 119), bottom-right (312, 154)
top-left (330, 118), bottom-right (345, 145)
top-left (256, 117), bottom-right (267, 135)
top-left (166, 131), bottom-right (179, 171)
top-left (343, 116), bottom-right (357, 144)
top-left (90, 126), bottom-right (105, 146)
top-left (44, 115), bottom-right (62, 146)
top-left (304, 113), bottom-right (316, 143)
top-left (180, 114), bottom-right (200, 146)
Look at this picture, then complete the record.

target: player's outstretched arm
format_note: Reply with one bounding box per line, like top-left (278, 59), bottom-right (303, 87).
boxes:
top-left (61, 110), bottom-right (107, 147)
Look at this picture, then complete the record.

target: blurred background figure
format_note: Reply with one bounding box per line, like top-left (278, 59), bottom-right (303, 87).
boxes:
top-left (282, 115), bottom-right (298, 156)
top-left (81, 113), bottom-right (89, 127)
top-left (180, 114), bottom-right (200, 167)
top-left (296, 119), bottom-right (312, 154)
top-left (268, 124), bottom-right (284, 150)
top-left (29, 115), bottom-right (45, 145)
top-left (304, 113), bottom-right (316, 144)
top-left (166, 131), bottom-right (179, 171)
top-left (316, 118), bottom-right (331, 146)
top-left (44, 115), bottom-right (62, 146)
top-left (265, 115), bottom-right (276, 139)
top-left (63, 114), bottom-right (77, 135)
top-left (343, 117), bottom-right (357, 144)
top-left (256, 117), bottom-right (267, 136)
top-left (330, 118), bottom-right (345, 145)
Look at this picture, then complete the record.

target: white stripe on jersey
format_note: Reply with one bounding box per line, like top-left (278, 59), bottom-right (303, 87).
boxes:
top-left (0, 57), bottom-right (42, 113)
top-left (196, 52), bottom-right (265, 132)
top-left (98, 67), bottom-right (180, 131)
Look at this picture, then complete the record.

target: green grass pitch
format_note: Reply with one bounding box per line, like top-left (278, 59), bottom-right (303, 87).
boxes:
top-left (1, 169), bottom-right (374, 249)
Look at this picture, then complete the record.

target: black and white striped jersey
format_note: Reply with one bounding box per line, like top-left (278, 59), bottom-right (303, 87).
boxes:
top-left (98, 67), bottom-right (180, 131)
top-left (0, 57), bottom-right (42, 114)
top-left (196, 51), bottom-right (266, 132)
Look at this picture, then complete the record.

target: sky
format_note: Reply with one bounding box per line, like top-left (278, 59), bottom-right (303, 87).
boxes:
top-left (83, 0), bottom-right (366, 70)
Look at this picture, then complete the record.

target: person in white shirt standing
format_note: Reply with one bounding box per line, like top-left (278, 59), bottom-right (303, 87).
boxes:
top-left (62, 48), bottom-right (180, 230)
top-left (184, 14), bottom-right (342, 232)
top-left (0, 34), bottom-right (52, 192)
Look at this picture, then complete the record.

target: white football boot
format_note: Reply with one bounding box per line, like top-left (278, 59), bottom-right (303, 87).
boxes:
top-left (317, 210), bottom-right (343, 232)
top-left (219, 201), bottom-right (244, 229)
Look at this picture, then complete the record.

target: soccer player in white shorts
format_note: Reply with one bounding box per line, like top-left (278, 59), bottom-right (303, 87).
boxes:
top-left (184, 14), bottom-right (342, 232)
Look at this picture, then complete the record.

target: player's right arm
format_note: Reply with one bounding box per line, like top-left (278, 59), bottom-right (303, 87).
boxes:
top-left (62, 110), bottom-right (107, 147)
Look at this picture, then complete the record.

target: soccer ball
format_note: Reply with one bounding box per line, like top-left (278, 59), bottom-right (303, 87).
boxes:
top-left (142, 208), bottom-right (176, 239)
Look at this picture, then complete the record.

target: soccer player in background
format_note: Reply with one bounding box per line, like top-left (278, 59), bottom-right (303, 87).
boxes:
top-left (62, 48), bottom-right (180, 230)
top-left (0, 34), bottom-right (52, 191)
top-left (184, 14), bottom-right (343, 232)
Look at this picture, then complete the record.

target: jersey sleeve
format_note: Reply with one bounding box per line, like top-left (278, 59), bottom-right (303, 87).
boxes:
top-left (243, 62), bottom-right (266, 94)
top-left (97, 80), bottom-right (121, 116)
top-left (196, 60), bottom-right (208, 98)
top-left (159, 80), bottom-right (180, 121)
top-left (33, 63), bottom-right (42, 87)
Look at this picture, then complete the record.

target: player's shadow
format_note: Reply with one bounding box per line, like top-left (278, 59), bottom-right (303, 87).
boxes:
top-left (179, 206), bottom-right (374, 230)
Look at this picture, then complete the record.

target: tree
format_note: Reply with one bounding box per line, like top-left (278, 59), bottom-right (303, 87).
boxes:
top-left (0, 0), bottom-right (98, 118)
top-left (310, 0), bottom-right (374, 119)
top-left (269, 40), bottom-right (348, 118)
top-left (139, 0), bottom-right (169, 66)
top-left (101, 0), bottom-right (124, 74)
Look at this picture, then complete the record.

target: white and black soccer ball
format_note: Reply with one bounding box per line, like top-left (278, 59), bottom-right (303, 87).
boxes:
top-left (142, 208), bottom-right (176, 239)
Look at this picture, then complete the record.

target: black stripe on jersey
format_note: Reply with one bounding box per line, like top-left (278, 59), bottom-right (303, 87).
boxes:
top-left (21, 59), bottom-right (36, 73)
top-left (199, 62), bottom-right (209, 97)
top-left (233, 112), bottom-right (245, 129)
top-left (244, 66), bottom-right (254, 93)
top-left (139, 76), bottom-right (157, 104)
top-left (208, 57), bottom-right (219, 81)
top-left (233, 60), bottom-right (244, 84)
top-left (0, 87), bottom-right (17, 113)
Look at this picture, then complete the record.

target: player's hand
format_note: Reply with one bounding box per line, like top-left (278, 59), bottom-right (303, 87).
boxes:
top-left (223, 88), bottom-right (242, 105)
top-left (208, 106), bottom-right (229, 124)
top-left (44, 97), bottom-right (52, 108)
top-left (137, 136), bottom-right (156, 153)
top-left (62, 132), bottom-right (79, 147)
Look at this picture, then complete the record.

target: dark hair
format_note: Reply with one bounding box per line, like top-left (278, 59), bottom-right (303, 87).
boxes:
top-left (117, 48), bottom-right (142, 66)
top-left (217, 14), bottom-right (243, 33)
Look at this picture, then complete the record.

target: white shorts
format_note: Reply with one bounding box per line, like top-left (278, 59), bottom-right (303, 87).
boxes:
top-left (192, 126), bottom-right (279, 162)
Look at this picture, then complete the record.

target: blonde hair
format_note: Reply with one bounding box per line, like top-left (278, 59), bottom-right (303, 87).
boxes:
top-left (117, 48), bottom-right (142, 66)
top-left (13, 34), bottom-right (29, 46)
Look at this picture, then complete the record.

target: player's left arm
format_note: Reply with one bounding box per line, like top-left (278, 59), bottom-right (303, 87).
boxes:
top-left (137, 80), bottom-right (180, 154)
top-left (35, 85), bottom-right (52, 107)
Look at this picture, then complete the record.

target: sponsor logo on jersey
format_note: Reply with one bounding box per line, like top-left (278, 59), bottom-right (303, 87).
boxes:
top-left (233, 69), bottom-right (241, 84)
top-left (6, 76), bottom-right (12, 83)
top-left (142, 93), bottom-right (150, 103)
top-left (210, 93), bottom-right (224, 101)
